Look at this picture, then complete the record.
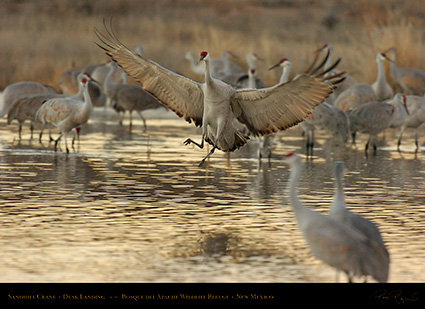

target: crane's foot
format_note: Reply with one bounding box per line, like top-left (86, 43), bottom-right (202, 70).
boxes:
top-left (198, 146), bottom-right (217, 167)
top-left (184, 138), bottom-right (203, 149)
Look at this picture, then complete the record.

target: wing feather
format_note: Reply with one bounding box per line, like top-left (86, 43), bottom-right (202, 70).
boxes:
top-left (94, 20), bottom-right (204, 126)
top-left (231, 74), bottom-right (334, 135)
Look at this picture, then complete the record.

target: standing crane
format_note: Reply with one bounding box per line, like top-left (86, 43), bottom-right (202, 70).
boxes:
top-left (397, 94), bottom-right (425, 152)
top-left (284, 152), bottom-right (389, 282)
top-left (35, 76), bottom-right (93, 153)
top-left (1, 81), bottom-right (58, 118)
top-left (372, 52), bottom-right (394, 101)
top-left (94, 21), bottom-right (343, 166)
top-left (384, 47), bottom-right (425, 95)
top-left (235, 53), bottom-right (267, 89)
top-left (7, 93), bottom-right (62, 141)
top-left (348, 93), bottom-right (408, 155)
top-left (300, 102), bottom-right (350, 157)
top-left (330, 161), bottom-right (390, 282)
top-left (104, 60), bottom-right (165, 130)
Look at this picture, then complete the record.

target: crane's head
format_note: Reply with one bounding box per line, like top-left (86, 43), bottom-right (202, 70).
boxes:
top-left (394, 93), bottom-right (409, 115)
top-left (283, 151), bottom-right (299, 163)
top-left (268, 58), bottom-right (290, 70)
top-left (197, 51), bottom-right (209, 64)
top-left (249, 68), bottom-right (256, 75)
top-left (378, 52), bottom-right (394, 63)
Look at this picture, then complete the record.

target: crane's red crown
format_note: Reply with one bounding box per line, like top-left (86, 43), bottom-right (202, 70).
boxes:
top-left (200, 51), bottom-right (208, 58)
top-left (280, 58), bottom-right (289, 63)
top-left (81, 78), bottom-right (88, 83)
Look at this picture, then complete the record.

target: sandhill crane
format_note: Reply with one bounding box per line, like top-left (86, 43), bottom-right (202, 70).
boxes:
top-left (36, 76), bottom-right (93, 153)
top-left (94, 21), bottom-right (342, 166)
top-left (330, 161), bottom-right (390, 282)
top-left (1, 81), bottom-right (58, 118)
top-left (300, 102), bottom-right (350, 157)
top-left (317, 43), bottom-right (357, 98)
top-left (348, 93), bottom-right (408, 155)
top-left (333, 83), bottom-right (377, 111)
top-left (114, 83), bottom-right (167, 130)
top-left (397, 94), bottom-right (425, 151)
top-left (372, 52), bottom-right (394, 101)
top-left (283, 152), bottom-right (388, 282)
top-left (104, 60), bottom-right (165, 129)
top-left (384, 47), bottom-right (425, 95)
top-left (215, 50), bottom-right (247, 85)
top-left (269, 57), bottom-right (292, 84)
top-left (235, 53), bottom-right (267, 89)
top-left (7, 93), bottom-right (63, 140)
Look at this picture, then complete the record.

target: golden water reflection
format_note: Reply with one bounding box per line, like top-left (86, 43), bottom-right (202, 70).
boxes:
top-left (0, 110), bottom-right (424, 282)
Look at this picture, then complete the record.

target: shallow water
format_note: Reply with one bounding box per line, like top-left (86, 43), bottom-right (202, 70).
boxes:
top-left (0, 107), bottom-right (424, 283)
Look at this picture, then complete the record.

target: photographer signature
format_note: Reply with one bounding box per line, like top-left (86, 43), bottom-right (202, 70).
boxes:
top-left (370, 289), bottom-right (420, 305)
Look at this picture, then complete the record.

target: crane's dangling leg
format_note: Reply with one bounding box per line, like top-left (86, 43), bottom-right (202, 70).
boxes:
top-left (397, 127), bottom-right (405, 152)
top-left (198, 120), bottom-right (224, 167)
top-left (415, 131), bottom-right (419, 153)
top-left (54, 134), bottom-right (63, 152)
top-left (30, 122), bottom-right (34, 140)
top-left (64, 133), bottom-right (70, 154)
top-left (136, 111), bottom-right (147, 131)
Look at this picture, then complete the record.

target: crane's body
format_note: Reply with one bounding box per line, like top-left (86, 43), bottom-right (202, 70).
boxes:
top-left (330, 161), bottom-right (390, 282)
top-left (334, 83), bottom-right (377, 111)
top-left (95, 21), bottom-right (342, 166)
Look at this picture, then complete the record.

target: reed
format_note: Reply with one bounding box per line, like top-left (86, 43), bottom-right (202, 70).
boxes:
top-left (1, 0), bottom-right (424, 91)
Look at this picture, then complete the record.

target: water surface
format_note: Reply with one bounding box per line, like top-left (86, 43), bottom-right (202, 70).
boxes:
top-left (1, 108), bottom-right (424, 282)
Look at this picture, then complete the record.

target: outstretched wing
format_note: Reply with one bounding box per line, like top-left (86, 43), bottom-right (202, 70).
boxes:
top-left (231, 74), bottom-right (336, 136)
top-left (95, 19), bottom-right (204, 127)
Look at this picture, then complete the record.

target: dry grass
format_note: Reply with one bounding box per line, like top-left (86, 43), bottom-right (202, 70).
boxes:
top-left (1, 0), bottom-right (425, 90)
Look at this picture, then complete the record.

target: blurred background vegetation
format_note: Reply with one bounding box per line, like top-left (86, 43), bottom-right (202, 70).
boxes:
top-left (1, 0), bottom-right (425, 90)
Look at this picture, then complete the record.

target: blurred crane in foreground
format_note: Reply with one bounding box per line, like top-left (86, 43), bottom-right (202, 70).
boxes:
top-left (283, 152), bottom-right (388, 283)
top-left (348, 93), bottom-right (408, 155)
top-left (95, 21), bottom-right (344, 166)
top-left (384, 47), bottom-right (425, 95)
top-left (330, 161), bottom-right (390, 282)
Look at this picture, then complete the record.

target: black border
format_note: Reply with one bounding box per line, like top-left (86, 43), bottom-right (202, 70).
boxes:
top-left (1, 283), bottom-right (424, 307)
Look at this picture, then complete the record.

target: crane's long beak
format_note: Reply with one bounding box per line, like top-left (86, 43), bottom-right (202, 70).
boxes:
top-left (196, 56), bottom-right (204, 65)
top-left (402, 95), bottom-right (409, 115)
top-left (382, 54), bottom-right (395, 63)
top-left (268, 62), bottom-right (280, 71)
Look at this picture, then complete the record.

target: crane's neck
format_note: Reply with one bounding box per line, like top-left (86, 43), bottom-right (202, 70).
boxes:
top-left (376, 59), bottom-right (388, 85)
top-left (75, 79), bottom-right (85, 99)
top-left (330, 171), bottom-right (346, 216)
top-left (287, 158), bottom-right (309, 222)
top-left (81, 84), bottom-right (93, 117)
top-left (104, 63), bottom-right (118, 93)
top-left (248, 73), bottom-right (256, 89)
top-left (203, 58), bottom-right (214, 86)
top-left (280, 64), bottom-right (291, 84)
